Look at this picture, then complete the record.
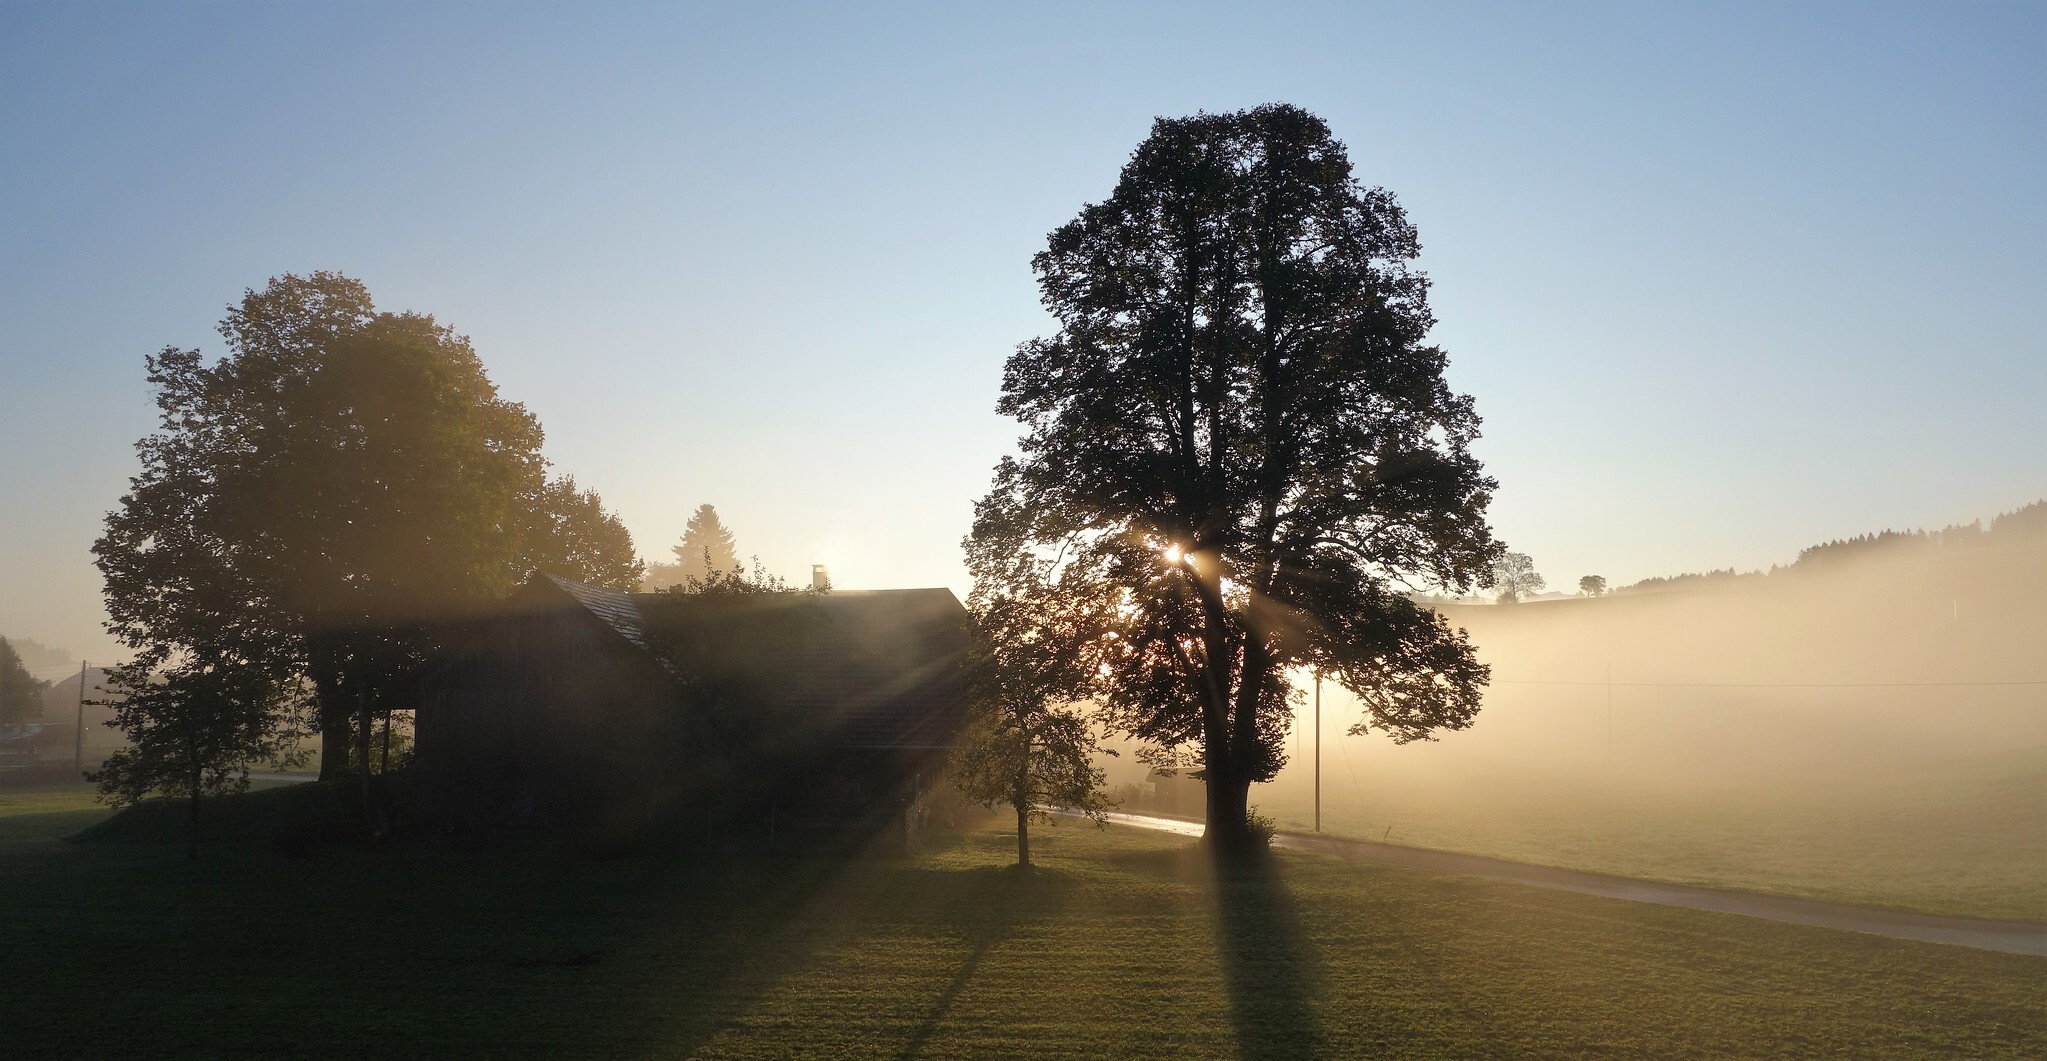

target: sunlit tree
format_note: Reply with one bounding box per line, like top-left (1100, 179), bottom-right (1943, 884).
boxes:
top-left (1578, 574), bottom-right (1607, 597)
top-left (975, 105), bottom-right (1501, 856)
top-left (948, 559), bottom-right (1115, 867)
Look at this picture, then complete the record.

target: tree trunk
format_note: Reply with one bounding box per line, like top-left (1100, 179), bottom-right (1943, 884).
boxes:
top-left (317, 684), bottom-right (351, 781)
top-left (187, 783), bottom-right (202, 862)
top-left (1014, 800), bottom-right (1031, 868)
top-left (1203, 767), bottom-right (1254, 857)
top-left (1204, 629), bottom-right (1275, 860)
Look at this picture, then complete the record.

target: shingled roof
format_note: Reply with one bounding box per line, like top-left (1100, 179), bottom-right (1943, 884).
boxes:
top-left (535, 572), bottom-right (650, 652)
top-left (776, 589), bottom-right (970, 750)
top-left (525, 574), bottom-right (969, 751)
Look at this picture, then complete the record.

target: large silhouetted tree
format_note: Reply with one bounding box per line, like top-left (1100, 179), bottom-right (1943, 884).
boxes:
top-left (975, 104), bottom-right (1501, 855)
top-left (948, 558), bottom-right (1115, 867)
top-left (96, 273), bottom-right (642, 784)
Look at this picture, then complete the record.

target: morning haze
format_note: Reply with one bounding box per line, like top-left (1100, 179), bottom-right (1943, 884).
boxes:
top-left (0, 3), bottom-right (2041, 1058)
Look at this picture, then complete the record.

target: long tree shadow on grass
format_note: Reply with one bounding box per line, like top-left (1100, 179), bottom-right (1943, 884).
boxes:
top-left (632, 829), bottom-right (920, 1056)
top-left (896, 863), bottom-right (1074, 1060)
top-left (16, 806), bottom-right (886, 1058)
top-left (640, 830), bottom-right (1073, 1059)
top-left (1211, 850), bottom-right (1323, 1061)
top-left (1108, 841), bottom-right (1323, 1058)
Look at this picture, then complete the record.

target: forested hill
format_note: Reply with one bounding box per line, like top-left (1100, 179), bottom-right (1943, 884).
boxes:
top-left (1430, 502), bottom-right (2045, 764)
top-left (1611, 499), bottom-right (2045, 596)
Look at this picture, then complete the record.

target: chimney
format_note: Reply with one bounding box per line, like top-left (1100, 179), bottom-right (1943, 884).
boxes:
top-left (811, 564), bottom-right (831, 591)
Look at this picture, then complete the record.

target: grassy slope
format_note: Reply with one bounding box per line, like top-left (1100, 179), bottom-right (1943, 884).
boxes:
top-left (2, 791), bottom-right (2041, 1059)
top-left (0, 784), bottom-right (108, 842)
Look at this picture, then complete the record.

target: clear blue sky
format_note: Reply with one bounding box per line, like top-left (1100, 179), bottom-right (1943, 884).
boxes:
top-left (3, 1), bottom-right (2042, 666)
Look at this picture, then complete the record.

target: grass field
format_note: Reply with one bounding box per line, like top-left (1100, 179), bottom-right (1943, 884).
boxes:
top-left (1244, 752), bottom-right (2047, 921)
top-left (2, 785), bottom-right (2042, 1058)
top-left (1208, 680), bottom-right (2047, 922)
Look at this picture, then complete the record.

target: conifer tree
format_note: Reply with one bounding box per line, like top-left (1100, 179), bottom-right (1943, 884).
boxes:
top-left (673, 504), bottom-right (741, 583)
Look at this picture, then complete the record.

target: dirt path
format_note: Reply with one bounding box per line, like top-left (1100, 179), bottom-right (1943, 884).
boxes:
top-left (1096, 811), bottom-right (2047, 957)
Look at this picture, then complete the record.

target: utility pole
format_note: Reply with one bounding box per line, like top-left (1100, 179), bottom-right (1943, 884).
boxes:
top-left (75, 660), bottom-right (88, 772)
top-left (1314, 670), bottom-right (1322, 833)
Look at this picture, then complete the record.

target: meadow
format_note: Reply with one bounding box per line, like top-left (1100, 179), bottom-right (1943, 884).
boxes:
top-left (1244, 740), bottom-right (2046, 921)
top-left (2, 784), bottom-right (2041, 1058)
top-left (1204, 554), bottom-right (2047, 922)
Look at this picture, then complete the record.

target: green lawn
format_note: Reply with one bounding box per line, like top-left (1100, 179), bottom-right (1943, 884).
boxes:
top-left (1242, 748), bottom-right (2047, 921)
top-left (0, 783), bottom-right (108, 842)
top-left (1, 788), bottom-right (2041, 1058)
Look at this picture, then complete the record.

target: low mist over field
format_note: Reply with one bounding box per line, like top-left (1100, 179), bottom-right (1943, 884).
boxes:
top-left (1443, 509), bottom-right (2043, 779)
top-left (1112, 506), bottom-right (2047, 917)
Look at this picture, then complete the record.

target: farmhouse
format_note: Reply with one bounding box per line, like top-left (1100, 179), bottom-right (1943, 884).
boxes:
top-left (416, 573), bottom-right (971, 846)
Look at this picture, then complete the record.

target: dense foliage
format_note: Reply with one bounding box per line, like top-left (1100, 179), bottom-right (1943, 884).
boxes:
top-left (95, 273), bottom-right (641, 781)
top-left (976, 104), bottom-right (1501, 852)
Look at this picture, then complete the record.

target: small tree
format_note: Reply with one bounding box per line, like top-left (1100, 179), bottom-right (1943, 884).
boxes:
top-left (1578, 574), bottom-right (1608, 597)
top-left (0, 637), bottom-right (48, 729)
top-left (1493, 552), bottom-right (1545, 603)
top-left (948, 564), bottom-right (1115, 867)
top-left (90, 650), bottom-right (303, 859)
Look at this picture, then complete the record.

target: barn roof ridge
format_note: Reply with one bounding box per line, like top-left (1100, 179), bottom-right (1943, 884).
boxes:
top-left (486, 572), bottom-right (971, 755)
top-left (531, 571), bottom-right (651, 653)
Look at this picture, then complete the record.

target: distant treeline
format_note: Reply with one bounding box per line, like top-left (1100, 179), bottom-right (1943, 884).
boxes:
top-left (1618, 500), bottom-right (2045, 595)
